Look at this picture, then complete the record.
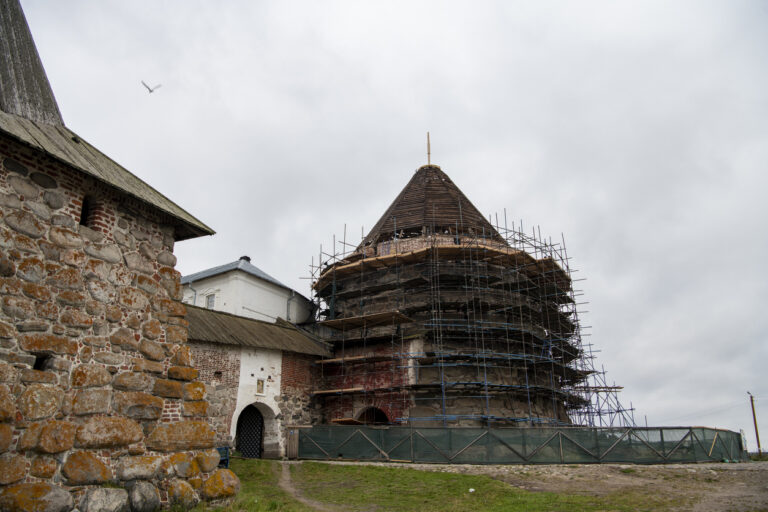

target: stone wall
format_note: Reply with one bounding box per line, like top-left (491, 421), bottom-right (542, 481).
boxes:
top-left (188, 341), bottom-right (239, 446)
top-left (0, 137), bottom-right (239, 511)
top-left (277, 352), bottom-right (321, 440)
top-left (188, 343), bottom-right (322, 459)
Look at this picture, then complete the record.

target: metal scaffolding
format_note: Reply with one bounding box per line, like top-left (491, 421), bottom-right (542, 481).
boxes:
top-left (308, 209), bottom-right (634, 429)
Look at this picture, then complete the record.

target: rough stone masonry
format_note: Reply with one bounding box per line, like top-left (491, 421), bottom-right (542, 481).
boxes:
top-left (0, 142), bottom-right (239, 510)
top-left (0, 0), bottom-right (240, 509)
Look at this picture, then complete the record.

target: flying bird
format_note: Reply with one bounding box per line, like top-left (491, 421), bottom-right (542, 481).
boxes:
top-left (141, 80), bottom-right (162, 94)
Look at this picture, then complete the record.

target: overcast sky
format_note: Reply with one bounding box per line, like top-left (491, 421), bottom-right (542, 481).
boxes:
top-left (21, 1), bottom-right (768, 450)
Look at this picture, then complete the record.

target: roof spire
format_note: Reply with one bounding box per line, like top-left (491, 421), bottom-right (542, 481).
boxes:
top-left (0, 0), bottom-right (64, 125)
top-left (427, 132), bottom-right (431, 165)
top-left (360, 164), bottom-right (506, 247)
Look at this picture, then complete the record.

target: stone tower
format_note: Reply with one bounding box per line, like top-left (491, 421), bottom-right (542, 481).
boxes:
top-left (0, 2), bottom-right (239, 510)
top-left (313, 164), bottom-right (587, 427)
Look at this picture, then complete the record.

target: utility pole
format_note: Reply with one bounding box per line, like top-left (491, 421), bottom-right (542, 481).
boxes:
top-left (748, 391), bottom-right (761, 456)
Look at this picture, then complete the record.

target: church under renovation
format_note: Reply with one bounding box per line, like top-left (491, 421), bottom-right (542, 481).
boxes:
top-left (213, 161), bottom-right (742, 466)
top-left (312, 163), bottom-right (585, 427)
top-left (181, 162), bottom-right (633, 461)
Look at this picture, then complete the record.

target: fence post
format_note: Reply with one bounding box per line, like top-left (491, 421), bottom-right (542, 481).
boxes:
top-left (410, 424), bottom-right (414, 462)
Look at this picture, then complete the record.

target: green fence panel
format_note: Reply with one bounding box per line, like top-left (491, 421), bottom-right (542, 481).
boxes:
top-left (561, 429), bottom-right (601, 462)
top-left (382, 428), bottom-right (414, 461)
top-left (297, 426), bottom-right (747, 465)
top-left (487, 430), bottom-right (528, 463)
top-left (659, 428), bottom-right (694, 463)
top-left (560, 433), bottom-right (598, 463)
top-left (413, 428), bottom-right (451, 462)
top-left (343, 428), bottom-right (383, 460)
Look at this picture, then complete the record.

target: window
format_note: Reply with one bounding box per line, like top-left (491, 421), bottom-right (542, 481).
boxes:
top-left (205, 294), bottom-right (215, 309)
top-left (33, 354), bottom-right (51, 371)
top-left (79, 196), bottom-right (92, 226)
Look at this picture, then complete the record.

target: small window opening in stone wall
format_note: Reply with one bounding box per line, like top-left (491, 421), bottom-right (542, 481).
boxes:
top-left (213, 371), bottom-right (223, 380)
top-left (33, 354), bottom-right (51, 370)
top-left (79, 195), bottom-right (93, 226)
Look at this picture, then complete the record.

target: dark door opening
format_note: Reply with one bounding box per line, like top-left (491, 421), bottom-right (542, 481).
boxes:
top-left (236, 405), bottom-right (264, 458)
top-left (357, 407), bottom-right (389, 425)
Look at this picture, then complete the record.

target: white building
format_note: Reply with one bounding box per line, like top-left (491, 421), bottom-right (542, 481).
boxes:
top-left (186, 305), bottom-right (329, 458)
top-left (181, 257), bottom-right (326, 459)
top-left (181, 255), bottom-right (314, 324)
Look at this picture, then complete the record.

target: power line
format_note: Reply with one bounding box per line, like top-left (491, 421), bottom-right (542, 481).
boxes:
top-left (656, 401), bottom-right (746, 425)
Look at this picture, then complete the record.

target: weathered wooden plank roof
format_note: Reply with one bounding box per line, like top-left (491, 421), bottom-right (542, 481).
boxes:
top-left (361, 165), bottom-right (504, 247)
top-left (315, 244), bottom-right (571, 293)
top-left (186, 305), bottom-right (331, 357)
top-left (319, 311), bottom-right (413, 330)
top-left (0, 111), bottom-right (214, 240)
top-left (0, 0), bottom-right (213, 240)
top-left (0, 1), bottom-right (63, 125)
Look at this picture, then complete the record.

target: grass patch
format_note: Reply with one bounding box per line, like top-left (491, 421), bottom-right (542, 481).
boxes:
top-left (192, 459), bottom-right (683, 512)
top-left (192, 459), bottom-right (313, 512)
top-left (619, 467), bottom-right (637, 474)
top-left (291, 462), bottom-right (665, 512)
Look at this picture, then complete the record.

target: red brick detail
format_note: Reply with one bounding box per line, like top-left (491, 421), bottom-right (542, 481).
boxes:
top-left (280, 353), bottom-right (317, 394)
top-left (190, 343), bottom-right (240, 389)
top-left (84, 201), bottom-right (117, 235)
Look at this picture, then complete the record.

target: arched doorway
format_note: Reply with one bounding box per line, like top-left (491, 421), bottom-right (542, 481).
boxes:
top-left (236, 405), bottom-right (264, 458)
top-left (357, 407), bottom-right (389, 425)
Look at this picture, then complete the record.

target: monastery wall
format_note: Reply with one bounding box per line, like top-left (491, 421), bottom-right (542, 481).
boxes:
top-left (188, 342), bottom-right (323, 459)
top-left (0, 139), bottom-right (239, 511)
top-left (187, 341), bottom-right (240, 447)
top-left (278, 352), bottom-right (322, 447)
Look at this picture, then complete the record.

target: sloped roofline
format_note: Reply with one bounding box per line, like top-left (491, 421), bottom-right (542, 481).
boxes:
top-left (0, 112), bottom-right (215, 240)
top-left (360, 164), bottom-right (505, 248)
top-left (0, 1), bottom-right (63, 125)
top-left (185, 304), bottom-right (331, 356)
top-left (181, 257), bottom-right (310, 302)
top-left (0, 0), bottom-right (213, 241)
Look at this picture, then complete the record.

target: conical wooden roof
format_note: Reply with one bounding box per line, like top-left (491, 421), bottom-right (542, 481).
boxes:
top-left (0, 1), bottom-right (63, 125)
top-left (361, 164), bottom-right (504, 247)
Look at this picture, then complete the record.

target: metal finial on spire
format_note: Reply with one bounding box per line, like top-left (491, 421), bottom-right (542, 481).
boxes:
top-left (427, 132), bottom-right (431, 165)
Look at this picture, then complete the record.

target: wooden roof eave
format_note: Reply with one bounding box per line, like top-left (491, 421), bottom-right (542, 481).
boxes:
top-left (319, 311), bottom-right (413, 330)
top-left (313, 244), bottom-right (551, 291)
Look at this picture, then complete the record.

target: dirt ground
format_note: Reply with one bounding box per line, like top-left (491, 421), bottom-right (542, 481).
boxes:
top-left (315, 460), bottom-right (768, 511)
